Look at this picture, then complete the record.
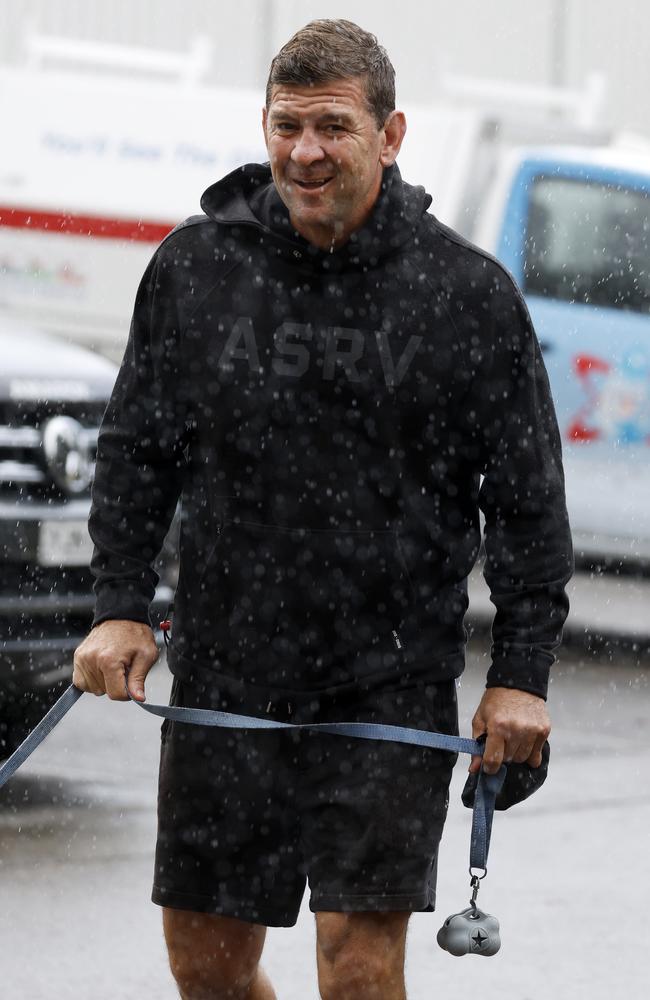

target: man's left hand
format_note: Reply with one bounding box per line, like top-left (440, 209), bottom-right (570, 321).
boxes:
top-left (469, 687), bottom-right (551, 776)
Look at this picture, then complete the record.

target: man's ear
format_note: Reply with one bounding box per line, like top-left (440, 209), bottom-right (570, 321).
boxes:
top-left (262, 106), bottom-right (269, 152)
top-left (379, 110), bottom-right (407, 167)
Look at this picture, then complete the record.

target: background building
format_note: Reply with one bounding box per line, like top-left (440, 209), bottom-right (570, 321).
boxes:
top-left (0, 0), bottom-right (648, 137)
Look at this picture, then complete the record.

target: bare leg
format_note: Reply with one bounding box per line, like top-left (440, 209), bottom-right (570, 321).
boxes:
top-left (316, 911), bottom-right (410, 1000)
top-left (162, 908), bottom-right (277, 1000)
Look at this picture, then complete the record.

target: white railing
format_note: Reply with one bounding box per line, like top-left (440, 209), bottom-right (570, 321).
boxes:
top-left (22, 28), bottom-right (212, 87)
top-left (438, 71), bottom-right (607, 131)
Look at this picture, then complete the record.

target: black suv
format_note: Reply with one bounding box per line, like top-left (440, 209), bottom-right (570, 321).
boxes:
top-left (0, 319), bottom-right (174, 757)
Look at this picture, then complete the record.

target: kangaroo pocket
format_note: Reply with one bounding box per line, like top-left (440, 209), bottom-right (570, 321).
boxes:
top-left (184, 519), bottom-right (418, 689)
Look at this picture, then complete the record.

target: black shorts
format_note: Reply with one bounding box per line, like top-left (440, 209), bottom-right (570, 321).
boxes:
top-left (152, 672), bottom-right (459, 927)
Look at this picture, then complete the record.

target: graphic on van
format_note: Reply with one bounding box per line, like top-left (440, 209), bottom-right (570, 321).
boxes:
top-left (568, 351), bottom-right (650, 445)
top-left (0, 253), bottom-right (86, 297)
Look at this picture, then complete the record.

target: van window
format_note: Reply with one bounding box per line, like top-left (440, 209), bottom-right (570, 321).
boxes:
top-left (523, 175), bottom-right (650, 314)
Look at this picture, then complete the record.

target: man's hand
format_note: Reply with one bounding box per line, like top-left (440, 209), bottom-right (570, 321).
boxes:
top-left (73, 620), bottom-right (159, 702)
top-left (469, 687), bottom-right (551, 776)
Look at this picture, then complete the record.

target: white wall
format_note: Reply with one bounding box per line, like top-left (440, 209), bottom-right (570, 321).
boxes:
top-left (0, 0), bottom-right (648, 134)
top-left (564, 0), bottom-right (650, 134)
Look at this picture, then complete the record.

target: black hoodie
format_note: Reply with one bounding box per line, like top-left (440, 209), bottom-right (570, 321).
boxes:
top-left (89, 163), bottom-right (573, 700)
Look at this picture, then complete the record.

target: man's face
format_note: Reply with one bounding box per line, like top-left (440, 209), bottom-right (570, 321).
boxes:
top-left (263, 77), bottom-right (403, 250)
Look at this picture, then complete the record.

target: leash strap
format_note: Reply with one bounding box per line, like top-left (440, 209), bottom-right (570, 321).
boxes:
top-left (132, 696), bottom-right (483, 755)
top-left (469, 766), bottom-right (506, 874)
top-left (0, 685), bottom-right (83, 789)
top-left (0, 683), bottom-right (504, 873)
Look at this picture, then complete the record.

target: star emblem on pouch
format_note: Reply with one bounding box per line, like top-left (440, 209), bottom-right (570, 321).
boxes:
top-left (471, 929), bottom-right (489, 950)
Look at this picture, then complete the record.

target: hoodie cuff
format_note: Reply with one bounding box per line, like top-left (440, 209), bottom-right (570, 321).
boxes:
top-left (92, 582), bottom-right (153, 629)
top-left (485, 652), bottom-right (551, 701)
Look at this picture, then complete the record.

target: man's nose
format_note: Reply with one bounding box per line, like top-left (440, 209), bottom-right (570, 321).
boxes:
top-left (290, 129), bottom-right (326, 166)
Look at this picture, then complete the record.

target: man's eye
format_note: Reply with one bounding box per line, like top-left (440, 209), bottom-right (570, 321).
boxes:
top-left (275, 122), bottom-right (296, 132)
top-left (326, 124), bottom-right (345, 133)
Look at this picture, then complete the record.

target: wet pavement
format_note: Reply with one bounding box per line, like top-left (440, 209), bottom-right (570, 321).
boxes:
top-left (0, 639), bottom-right (648, 999)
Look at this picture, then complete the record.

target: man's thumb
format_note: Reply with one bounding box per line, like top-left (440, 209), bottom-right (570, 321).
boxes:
top-left (470, 714), bottom-right (487, 774)
top-left (126, 649), bottom-right (156, 702)
top-left (471, 712), bottom-right (486, 741)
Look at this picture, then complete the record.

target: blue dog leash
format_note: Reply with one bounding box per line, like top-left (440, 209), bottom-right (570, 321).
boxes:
top-left (130, 693), bottom-right (505, 874)
top-left (0, 684), bottom-right (503, 871)
top-left (0, 684), bottom-right (84, 789)
top-left (0, 682), bottom-right (506, 954)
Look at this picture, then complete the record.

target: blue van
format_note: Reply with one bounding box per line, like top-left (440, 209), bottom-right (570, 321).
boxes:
top-left (478, 146), bottom-right (650, 564)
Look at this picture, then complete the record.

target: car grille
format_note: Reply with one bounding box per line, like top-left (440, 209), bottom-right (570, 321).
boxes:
top-left (0, 400), bottom-right (106, 501)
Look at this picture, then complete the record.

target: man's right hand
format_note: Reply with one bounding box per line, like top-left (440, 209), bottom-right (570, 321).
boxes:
top-left (73, 620), bottom-right (159, 702)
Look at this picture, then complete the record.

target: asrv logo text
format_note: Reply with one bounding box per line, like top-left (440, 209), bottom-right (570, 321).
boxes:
top-left (216, 319), bottom-right (423, 388)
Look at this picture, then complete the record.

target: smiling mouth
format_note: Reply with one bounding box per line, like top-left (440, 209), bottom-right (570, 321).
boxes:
top-left (293, 177), bottom-right (333, 191)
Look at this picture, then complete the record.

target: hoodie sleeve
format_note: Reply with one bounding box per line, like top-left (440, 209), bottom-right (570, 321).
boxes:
top-left (474, 268), bottom-right (574, 700)
top-left (89, 247), bottom-right (191, 628)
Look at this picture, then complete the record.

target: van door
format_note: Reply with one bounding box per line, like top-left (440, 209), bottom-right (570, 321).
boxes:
top-left (495, 157), bottom-right (650, 563)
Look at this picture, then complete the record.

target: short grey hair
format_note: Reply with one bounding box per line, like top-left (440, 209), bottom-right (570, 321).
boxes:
top-left (266, 19), bottom-right (396, 128)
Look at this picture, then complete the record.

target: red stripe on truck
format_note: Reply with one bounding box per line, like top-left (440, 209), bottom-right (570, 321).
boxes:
top-left (0, 206), bottom-right (174, 243)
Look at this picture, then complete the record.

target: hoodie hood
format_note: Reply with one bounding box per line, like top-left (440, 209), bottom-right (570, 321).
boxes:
top-left (200, 162), bottom-right (432, 271)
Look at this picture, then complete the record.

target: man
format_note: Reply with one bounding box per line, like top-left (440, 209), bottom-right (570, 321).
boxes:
top-left (73, 19), bottom-right (573, 1000)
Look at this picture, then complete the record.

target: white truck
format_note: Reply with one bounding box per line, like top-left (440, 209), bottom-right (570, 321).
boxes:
top-left (1, 35), bottom-right (649, 571)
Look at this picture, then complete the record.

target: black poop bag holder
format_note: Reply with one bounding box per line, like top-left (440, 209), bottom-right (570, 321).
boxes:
top-left (437, 737), bottom-right (550, 957)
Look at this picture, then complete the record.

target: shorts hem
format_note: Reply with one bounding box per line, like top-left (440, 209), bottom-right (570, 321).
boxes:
top-left (151, 885), bottom-right (300, 928)
top-left (309, 889), bottom-right (436, 914)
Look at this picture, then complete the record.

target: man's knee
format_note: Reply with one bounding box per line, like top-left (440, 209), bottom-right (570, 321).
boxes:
top-left (162, 908), bottom-right (266, 999)
top-left (316, 911), bottom-right (410, 1000)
